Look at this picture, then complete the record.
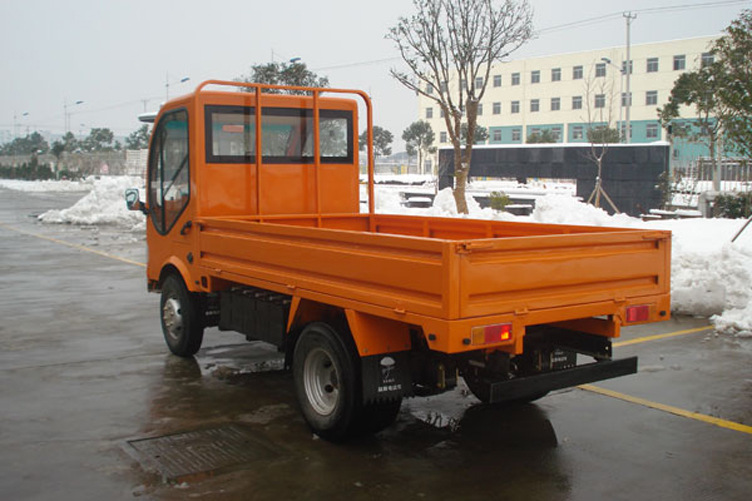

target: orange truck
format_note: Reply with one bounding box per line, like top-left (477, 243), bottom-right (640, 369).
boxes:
top-left (126, 81), bottom-right (671, 441)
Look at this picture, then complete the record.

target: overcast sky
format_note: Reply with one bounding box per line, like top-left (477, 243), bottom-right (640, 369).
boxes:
top-left (0, 0), bottom-right (747, 146)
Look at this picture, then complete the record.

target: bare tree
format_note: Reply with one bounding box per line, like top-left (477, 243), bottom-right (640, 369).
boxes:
top-left (582, 68), bottom-right (620, 212)
top-left (388, 0), bottom-right (533, 213)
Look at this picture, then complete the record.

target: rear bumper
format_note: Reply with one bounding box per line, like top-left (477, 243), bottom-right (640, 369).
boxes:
top-left (488, 356), bottom-right (638, 403)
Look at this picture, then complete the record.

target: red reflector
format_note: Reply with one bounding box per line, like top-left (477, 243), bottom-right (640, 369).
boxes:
top-left (484, 323), bottom-right (512, 344)
top-left (626, 305), bottom-right (650, 323)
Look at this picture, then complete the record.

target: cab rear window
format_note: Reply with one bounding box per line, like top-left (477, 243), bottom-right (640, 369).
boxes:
top-left (205, 105), bottom-right (353, 164)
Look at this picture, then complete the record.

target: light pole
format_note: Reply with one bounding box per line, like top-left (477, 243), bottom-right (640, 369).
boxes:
top-left (601, 57), bottom-right (624, 142)
top-left (64, 100), bottom-right (84, 134)
top-left (623, 12), bottom-right (637, 144)
top-left (165, 74), bottom-right (190, 101)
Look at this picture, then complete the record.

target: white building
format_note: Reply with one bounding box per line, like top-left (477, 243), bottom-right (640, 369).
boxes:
top-left (418, 35), bottom-right (719, 168)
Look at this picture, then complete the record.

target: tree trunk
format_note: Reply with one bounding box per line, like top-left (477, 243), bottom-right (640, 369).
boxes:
top-left (452, 147), bottom-right (469, 214)
top-left (710, 139), bottom-right (720, 192)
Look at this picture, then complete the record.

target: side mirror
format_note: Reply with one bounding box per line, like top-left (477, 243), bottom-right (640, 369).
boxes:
top-left (125, 188), bottom-right (148, 215)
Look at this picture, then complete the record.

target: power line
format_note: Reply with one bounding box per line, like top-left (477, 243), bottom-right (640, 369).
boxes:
top-left (538, 0), bottom-right (748, 35)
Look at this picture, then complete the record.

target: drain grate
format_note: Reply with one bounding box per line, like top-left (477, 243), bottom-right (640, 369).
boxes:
top-left (126, 424), bottom-right (281, 482)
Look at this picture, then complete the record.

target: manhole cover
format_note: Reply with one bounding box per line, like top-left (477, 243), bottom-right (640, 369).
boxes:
top-left (126, 424), bottom-right (282, 482)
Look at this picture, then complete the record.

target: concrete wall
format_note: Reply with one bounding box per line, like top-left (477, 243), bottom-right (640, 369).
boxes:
top-left (439, 143), bottom-right (670, 216)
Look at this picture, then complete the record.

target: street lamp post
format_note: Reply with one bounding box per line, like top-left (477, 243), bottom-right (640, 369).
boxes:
top-left (601, 57), bottom-right (624, 142)
top-left (64, 100), bottom-right (84, 134)
top-left (165, 74), bottom-right (191, 101)
top-left (623, 12), bottom-right (637, 144)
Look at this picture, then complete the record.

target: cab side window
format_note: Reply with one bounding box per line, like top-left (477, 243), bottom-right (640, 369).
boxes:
top-left (148, 110), bottom-right (189, 234)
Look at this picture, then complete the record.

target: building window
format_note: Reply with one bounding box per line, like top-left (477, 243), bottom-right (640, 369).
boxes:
top-left (701, 52), bottom-right (714, 67)
top-left (572, 95), bottom-right (583, 110)
top-left (493, 74), bottom-right (501, 87)
top-left (530, 127), bottom-right (541, 137)
top-left (646, 123), bottom-right (659, 139)
top-left (572, 125), bottom-right (584, 140)
top-left (531, 70), bottom-right (540, 84)
top-left (530, 99), bottom-right (540, 112)
top-left (551, 68), bottom-right (561, 82)
top-left (512, 129), bottom-right (521, 141)
top-left (440, 131), bottom-right (448, 143)
top-left (492, 102), bottom-right (501, 115)
top-left (477, 103), bottom-right (483, 116)
top-left (647, 57), bottom-right (659, 73)
top-left (426, 107), bottom-right (433, 119)
top-left (553, 127), bottom-right (562, 141)
top-left (475, 77), bottom-right (484, 88)
top-left (573, 65), bottom-right (583, 80)
top-left (440, 108), bottom-right (445, 118)
top-left (673, 55), bottom-right (686, 71)
top-left (440, 81), bottom-right (448, 92)
top-left (512, 72), bottom-right (520, 85)
top-left (595, 94), bottom-right (605, 108)
top-left (621, 60), bottom-right (633, 75)
top-left (551, 97), bottom-right (561, 111)
top-left (595, 63), bottom-right (606, 77)
top-left (621, 92), bottom-right (632, 107)
top-left (426, 83), bottom-right (434, 94)
top-left (492, 129), bottom-right (502, 142)
top-left (460, 79), bottom-right (467, 90)
top-left (511, 100), bottom-right (520, 114)
top-left (645, 90), bottom-right (658, 106)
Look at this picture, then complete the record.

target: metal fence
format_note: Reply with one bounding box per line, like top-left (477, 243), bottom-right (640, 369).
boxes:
top-left (0, 150), bottom-right (148, 177)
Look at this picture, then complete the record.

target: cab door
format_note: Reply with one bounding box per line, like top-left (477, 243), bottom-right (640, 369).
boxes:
top-left (146, 108), bottom-right (194, 287)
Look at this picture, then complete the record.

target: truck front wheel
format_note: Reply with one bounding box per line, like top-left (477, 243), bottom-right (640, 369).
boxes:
top-left (160, 274), bottom-right (204, 357)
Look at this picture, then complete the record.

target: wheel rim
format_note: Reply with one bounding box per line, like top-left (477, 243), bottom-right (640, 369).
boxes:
top-left (162, 296), bottom-right (183, 342)
top-left (303, 347), bottom-right (340, 416)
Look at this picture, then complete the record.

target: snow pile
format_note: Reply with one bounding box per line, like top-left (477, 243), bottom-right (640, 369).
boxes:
top-left (0, 178), bottom-right (94, 192)
top-left (530, 194), bottom-right (637, 227)
top-left (38, 176), bottom-right (145, 230)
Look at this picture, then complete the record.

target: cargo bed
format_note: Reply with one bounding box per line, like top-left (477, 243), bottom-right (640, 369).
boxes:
top-left (195, 213), bottom-right (671, 353)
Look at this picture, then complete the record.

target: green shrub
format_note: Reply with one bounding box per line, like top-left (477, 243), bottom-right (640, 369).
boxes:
top-left (489, 191), bottom-right (511, 211)
top-left (714, 192), bottom-right (752, 218)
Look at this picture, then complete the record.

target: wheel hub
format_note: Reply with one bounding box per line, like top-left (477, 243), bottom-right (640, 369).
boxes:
top-left (162, 297), bottom-right (183, 341)
top-left (303, 348), bottom-right (340, 416)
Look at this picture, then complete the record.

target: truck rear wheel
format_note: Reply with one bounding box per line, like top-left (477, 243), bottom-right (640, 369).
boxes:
top-left (293, 323), bottom-right (401, 441)
top-left (160, 274), bottom-right (204, 357)
top-left (293, 323), bottom-right (359, 441)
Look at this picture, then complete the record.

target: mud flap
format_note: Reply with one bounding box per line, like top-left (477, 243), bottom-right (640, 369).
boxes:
top-left (361, 351), bottom-right (413, 404)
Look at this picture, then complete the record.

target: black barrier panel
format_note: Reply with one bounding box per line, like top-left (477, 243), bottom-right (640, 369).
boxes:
top-left (438, 144), bottom-right (669, 216)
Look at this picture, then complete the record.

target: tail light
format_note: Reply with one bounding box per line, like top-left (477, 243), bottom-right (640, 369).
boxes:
top-left (626, 305), bottom-right (650, 323)
top-left (471, 323), bottom-right (513, 346)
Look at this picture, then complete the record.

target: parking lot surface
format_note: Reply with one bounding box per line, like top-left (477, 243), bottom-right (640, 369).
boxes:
top-left (1, 189), bottom-right (750, 500)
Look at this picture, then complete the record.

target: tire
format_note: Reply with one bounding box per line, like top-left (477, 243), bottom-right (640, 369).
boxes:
top-left (292, 323), bottom-right (402, 441)
top-left (293, 323), bottom-right (360, 441)
top-left (160, 274), bottom-right (204, 357)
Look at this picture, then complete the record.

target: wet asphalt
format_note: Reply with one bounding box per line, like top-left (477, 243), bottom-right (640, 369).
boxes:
top-left (1, 188), bottom-right (751, 501)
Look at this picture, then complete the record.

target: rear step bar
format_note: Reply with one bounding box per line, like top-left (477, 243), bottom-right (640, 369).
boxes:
top-left (489, 356), bottom-right (638, 403)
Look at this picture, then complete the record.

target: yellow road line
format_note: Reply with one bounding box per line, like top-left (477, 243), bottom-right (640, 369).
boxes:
top-left (580, 384), bottom-right (752, 435)
top-left (614, 325), bottom-right (713, 347)
top-left (0, 222), bottom-right (146, 268)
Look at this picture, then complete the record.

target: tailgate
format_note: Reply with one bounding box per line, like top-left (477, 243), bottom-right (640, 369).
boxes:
top-left (455, 230), bottom-right (671, 319)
